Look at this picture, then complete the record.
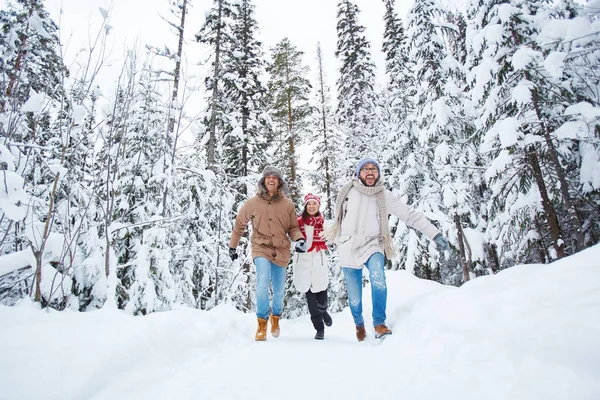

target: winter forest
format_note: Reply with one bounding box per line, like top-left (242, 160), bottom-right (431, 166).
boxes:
top-left (0, 0), bottom-right (599, 318)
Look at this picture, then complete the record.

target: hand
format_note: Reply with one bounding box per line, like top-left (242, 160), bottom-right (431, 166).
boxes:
top-left (295, 239), bottom-right (308, 253)
top-left (433, 233), bottom-right (449, 251)
top-left (229, 247), bottom-right (238, 261)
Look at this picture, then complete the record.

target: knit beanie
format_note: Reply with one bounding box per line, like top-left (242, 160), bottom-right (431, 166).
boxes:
top-left (355, 157), bottom-right (380, 176)
top-left (262, 165), bottom-right (282, 179)
top-left (258, 165), bottom-right (289, 195)
top-left (303, 193), bottom-right (321, 206)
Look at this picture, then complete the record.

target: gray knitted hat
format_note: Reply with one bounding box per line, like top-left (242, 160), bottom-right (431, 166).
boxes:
top-left (258, 165), bottom-right (289, 195)
top-left (355, 157), bottom-right (380, 176)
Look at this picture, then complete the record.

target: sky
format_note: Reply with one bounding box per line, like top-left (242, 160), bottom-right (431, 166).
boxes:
top-left (1, 243), bottom-right (599, 400)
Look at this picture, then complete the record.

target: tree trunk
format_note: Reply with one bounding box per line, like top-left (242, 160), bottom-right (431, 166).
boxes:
top-left (454, 214), bottom-right (471, 283)
top-left (316, 44), bottom-right (333, 219)
top-left (162, 0), bottom-right (187, 217)
top-left (206, 0), bottom-right (224, 169)
top-left (525, 145), bottom-right (565, 259)
top-left (529, 83), bottom-right (584, 252)
top-left (285, 59), bottom-right (298, 202)
top-left (485, 242), bottom-right (499, 274)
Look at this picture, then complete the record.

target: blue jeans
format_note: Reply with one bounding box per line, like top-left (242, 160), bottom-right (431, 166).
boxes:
top-left (254, 257), bottom-right (286, 319)
top-left (342, 252), bottom-right (387, 327)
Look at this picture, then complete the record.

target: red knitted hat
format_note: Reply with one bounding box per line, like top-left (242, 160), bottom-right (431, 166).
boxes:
top-left (304, 193), bottom-right (321, 206)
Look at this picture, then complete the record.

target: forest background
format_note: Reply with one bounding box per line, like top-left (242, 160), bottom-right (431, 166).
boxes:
top-left (0, 0), bottom-right (599, 317)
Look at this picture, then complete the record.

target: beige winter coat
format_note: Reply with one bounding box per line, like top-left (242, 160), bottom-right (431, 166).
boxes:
top-left (229, 192), bottom-right (303, 267)
top-left (338, 187), bottom-right (440, 268)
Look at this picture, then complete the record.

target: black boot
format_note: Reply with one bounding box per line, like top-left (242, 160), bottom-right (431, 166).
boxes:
top-left (322, 311), bottom-right (332, 327)
top-left (315, 330), bottom-right (324, 340)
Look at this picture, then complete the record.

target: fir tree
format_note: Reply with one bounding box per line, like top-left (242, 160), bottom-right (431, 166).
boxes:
top-left (308, 43), bottom-right (343, 219)
top-left (266, 37), bottom-right (313, 204)
top-left (335, 0), bottom-right (379, 167)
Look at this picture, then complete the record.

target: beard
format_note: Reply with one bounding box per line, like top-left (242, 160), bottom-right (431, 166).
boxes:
top-left (360, 176), bottom-right (378, 187)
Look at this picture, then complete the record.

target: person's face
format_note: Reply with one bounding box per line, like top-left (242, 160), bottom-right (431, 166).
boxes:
top-left (305, 200), bottom-right (320, 216)
top-left (264, 175), bottom-right (280, 193)
top-left (359, 163), bottom-right (379, 187)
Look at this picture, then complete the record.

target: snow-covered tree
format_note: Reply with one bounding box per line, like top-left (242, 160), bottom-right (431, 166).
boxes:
top-left (335, 0), bottom-right (379, 168)
top-left (266, 37), bottom-right (313, 204)
top-left (222, 0), bottom-right (269, 205)
top-left (308, 43), bottom-right (343, 219)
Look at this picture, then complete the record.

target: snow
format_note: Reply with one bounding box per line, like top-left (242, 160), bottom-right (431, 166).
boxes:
top-left (511, 47), bottom-right (542, 71)
top-left (0, 249), bottom-right (35, 276)
top-left (486, 117), bottom-right (521, 149)
top-left (20, 90), bottom-right (46, 114)
top-left (544, 51), bottom-right (567, 79)
top-left (1, 244), bottom-right (599, 400)
top-left (511, 79), bottom-right (533, 106)
top-left (537, 18), bottom-right (600, 48)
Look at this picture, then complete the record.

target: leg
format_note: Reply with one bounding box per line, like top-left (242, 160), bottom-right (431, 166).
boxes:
top-left (315, 290), bottom-right (328, 314)
top-left (306, 290), bottom-right (324, 331)
top-left (316, 290), bottom-right (332, 327)
top-left (342, 267), bottom-right (364, 327)
top-left (364, 252), bottom-right (387, 326)
top-left (270, 263), bottom-right (286, 317)
top-left (254, 257), bottom-right (272, 320)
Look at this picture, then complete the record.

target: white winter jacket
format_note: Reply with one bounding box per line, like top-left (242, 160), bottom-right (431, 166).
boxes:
top-left (338, 186), bottom-right (440, 268)
top-left (293, 225), bottom-right (329, 293)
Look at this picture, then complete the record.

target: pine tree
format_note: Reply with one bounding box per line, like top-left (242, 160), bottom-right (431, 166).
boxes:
top-left (266, 37), bottom-right (313, 204)
top-left (466, 0), bottom-right (588, 265)
top-left (399, 0), bottom-right (451, 282)
top-left (308, 43), bottom-right (342, 219)
top-left (195, 0), bottom-right (236, 169)
top-left (335, 0), bottom-right (379, 167)
top-left (223, 0), bottom-right (269, 204)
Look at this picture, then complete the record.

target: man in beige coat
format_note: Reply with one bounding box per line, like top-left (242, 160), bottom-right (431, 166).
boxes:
top-left (229, 166), bottom-right (307, 341)
top-left (325, 157), bottom-right (449, 342)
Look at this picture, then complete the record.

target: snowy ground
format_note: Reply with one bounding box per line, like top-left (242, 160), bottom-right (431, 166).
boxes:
top-left (1, 245), bottom-right (599, 400)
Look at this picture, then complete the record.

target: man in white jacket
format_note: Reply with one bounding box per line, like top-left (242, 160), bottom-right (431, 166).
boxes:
top-left (325, 157), bottom-right (449, 341)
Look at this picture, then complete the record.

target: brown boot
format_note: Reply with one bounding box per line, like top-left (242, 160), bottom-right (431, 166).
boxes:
top-left (270, 314), bottom-right (281, 338)
top-left (356, 325), bottom-right (366, 342)
top-left (374, 324), bottom-right (392, 338)
top-left (255, 317), bottom-right (268, 341)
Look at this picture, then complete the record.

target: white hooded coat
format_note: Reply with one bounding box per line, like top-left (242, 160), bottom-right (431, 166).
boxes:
top-left (337, 183), bottom-right (440, 268)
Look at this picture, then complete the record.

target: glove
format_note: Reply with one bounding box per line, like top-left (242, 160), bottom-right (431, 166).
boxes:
top-left (229, 247), bottom-right (238, 261)
top-left (433, 233), bottom-right (449, 251)
top-left (295, 239), bottom-right (308, 253)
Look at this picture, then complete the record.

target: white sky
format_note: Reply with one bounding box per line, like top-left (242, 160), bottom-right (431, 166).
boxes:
top-left (2, 243), bottom-right (599, 399)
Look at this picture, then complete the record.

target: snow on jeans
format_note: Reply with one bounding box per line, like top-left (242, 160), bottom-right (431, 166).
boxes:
top-left (342, 252), bottom-right (386, 327)
top-left (254, 257), bottom-right (286, 320)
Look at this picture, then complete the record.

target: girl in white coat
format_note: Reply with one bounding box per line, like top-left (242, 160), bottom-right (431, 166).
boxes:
top-left (293, 193), bottom-right (332, 340)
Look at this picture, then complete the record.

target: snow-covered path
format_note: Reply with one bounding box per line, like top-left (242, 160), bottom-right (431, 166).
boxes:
top-left (2, 245), bottom-right (600, 400)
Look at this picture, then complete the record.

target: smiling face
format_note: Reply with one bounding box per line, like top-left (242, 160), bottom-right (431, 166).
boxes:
top-left (359, 163), bottom-right (379, 187)
top-left (305, 200), bottom-right (320, 216)
top-left (264, 175), bottom-right (280, 195)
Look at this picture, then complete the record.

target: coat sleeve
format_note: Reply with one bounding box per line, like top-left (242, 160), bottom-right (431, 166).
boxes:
top-left (297, 216), bottom-right (306, 239)
top-left (288, 203), bottom-right (304, 241)
top-left (385, 191), bottom-right (440, 240)
top-left (229, 199), bottom-right (252, 248)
